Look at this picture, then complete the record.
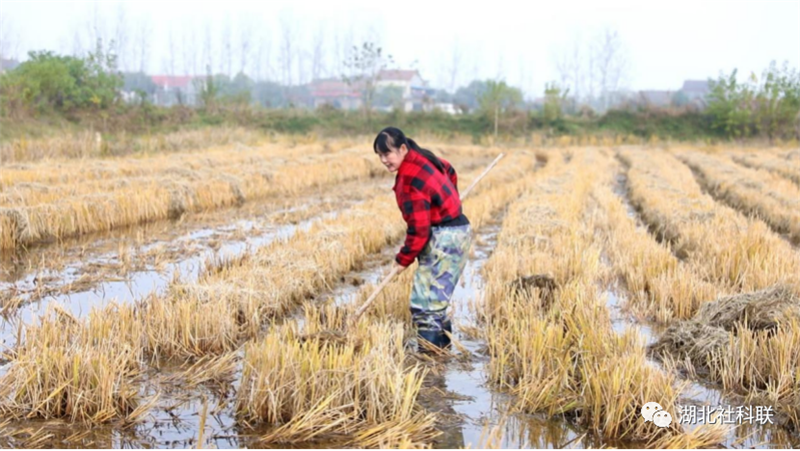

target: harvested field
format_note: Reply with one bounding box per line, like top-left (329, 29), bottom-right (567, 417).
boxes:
top-left (1, 140), bottom-right (799, 448)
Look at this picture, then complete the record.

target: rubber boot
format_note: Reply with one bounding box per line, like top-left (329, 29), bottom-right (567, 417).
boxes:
top-left (442, 319), bottom-right (453, 335)
top-left (418, 325), bottom-right (452, 352)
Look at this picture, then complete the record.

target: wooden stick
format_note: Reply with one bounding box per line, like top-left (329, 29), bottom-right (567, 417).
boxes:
top-left (351, 265), bottom-right (403, 322)
top-left (460, 153), bottom-right (504, 199)
top-left (349, 153), bottom-right (505, 326)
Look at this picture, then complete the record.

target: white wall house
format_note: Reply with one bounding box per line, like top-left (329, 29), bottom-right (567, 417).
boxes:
top-left (376, 70), bottom-right (429, 112)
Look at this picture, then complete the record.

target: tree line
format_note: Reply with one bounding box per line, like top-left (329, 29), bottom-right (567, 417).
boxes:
top-left (1, 43), bottom-right (798, 142)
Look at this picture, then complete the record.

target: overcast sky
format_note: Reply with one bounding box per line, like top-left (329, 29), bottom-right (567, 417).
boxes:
top-left (1, 0), bottom-right (798, 97)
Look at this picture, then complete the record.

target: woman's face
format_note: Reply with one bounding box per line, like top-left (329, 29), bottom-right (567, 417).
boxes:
top-left (378, 142), bottom-right (408, 172)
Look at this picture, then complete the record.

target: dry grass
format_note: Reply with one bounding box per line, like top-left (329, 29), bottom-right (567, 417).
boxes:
top-left (4, 143), bottom-right (799, 446)
top-left (619, 148), bottom-right (800, 293)
top-left (675, 149), bottom-right (800, 243)
top-left (1, 145), bottom-right (382, 249)
top-left (650, 285), bottom-right (800, 427)
top-left (730, 147), bottom-right (800, 186)
top-left (0, 138), bottom-right (511, 249)
top-left (236, 307), bottom-right (438, 447)
top-left (0, 127), bottom-right (273, 163)
top-left (622, 147), bottom-right (800, 430)
top-left (479, 148), bottom-right (694, 443)
top-left (592, 180), bottom-right (721, 322)
top-left (0, 145), bottom-right (531, 445)
top-left (0, 303), bottom-right (153, 423)
top-left (695, 284), bottom-right (800, 331)
top-left (137, 152), bottom-right (537, 361)
top-left (647, 422), bottom-right (731, 449)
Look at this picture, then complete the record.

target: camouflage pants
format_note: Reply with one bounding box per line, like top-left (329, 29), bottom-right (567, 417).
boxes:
top-left (410, 224), bottom-right (472, 332)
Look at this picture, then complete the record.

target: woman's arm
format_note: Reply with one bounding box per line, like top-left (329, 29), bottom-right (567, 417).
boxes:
top-left (395, 185), bottom-right (432, 267)
top-left (440, 158), bottom-right (458, 192)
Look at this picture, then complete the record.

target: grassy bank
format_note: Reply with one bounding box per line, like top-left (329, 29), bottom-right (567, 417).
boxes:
top-left (4, 103), bottom-right (784, 151)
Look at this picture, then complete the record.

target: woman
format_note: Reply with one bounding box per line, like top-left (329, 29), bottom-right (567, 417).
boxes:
top-left (373, 127), bottom-right (472, 350)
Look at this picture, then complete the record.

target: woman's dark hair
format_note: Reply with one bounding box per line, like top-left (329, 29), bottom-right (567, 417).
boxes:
top-left (373, 126), bottom-right (445, 173)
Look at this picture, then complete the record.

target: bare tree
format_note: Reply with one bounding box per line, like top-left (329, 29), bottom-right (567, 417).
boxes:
top-left (71, 29), bottom-right (83, 57)
top-left (593, 28), bottom-right (628, 111)
top-left (343, 41), bottom-right (394, 123)
top-left (296, 28), bottom-right (308, 85)
top-left (112, 4), bottom-right (129, 71)
top-left (495, 53), bottom-right (505, 82)
top-left (518, 59), bottom-right (533, 102)
top-left (167, 28), bottom-right (177, 76)
top-left (570, 40), bottom-right (583, 106)
top-left (222, 16), bottom-right (233, 75)
top-left (585, 46), bottom-right (597, 106)
top-left (335, 25), bottom-right (356, 80)
top-left (253, 30), bottom-right (271, 81)
top-left (311, 25), bottom-right (326, 81)
top-left (553, 50), bottom-right (571, 93)
top-left (333, 27), bottom-right (343, 78)
top-left (202, 21), bottom-right (214, 75)
top-left (278, 15), bottom-right (295, 85)
top-left (87, 4), bottom-right (104, 54)
top-left (447, 40), bottom-right (462, 92)
top-left (0, 13), bottom-right (21, 60)
top-left (181, 27), bottom-right (198, 76)
top-left (135, 19), bottom-right (151, 73)
top-left (238, 16), bottom-right (254, 76)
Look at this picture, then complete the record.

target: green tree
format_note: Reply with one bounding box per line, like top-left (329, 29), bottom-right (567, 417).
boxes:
top-left (479, 80), bottom-right (523, 139)
top-left (706, 69), bottom-right (754, 138)
top-left (543, 82), bottom-right (569, 126)
top-left (0, 42), bottom-right (122, 116)
top-left (753, 61), bottom-right (800, 140)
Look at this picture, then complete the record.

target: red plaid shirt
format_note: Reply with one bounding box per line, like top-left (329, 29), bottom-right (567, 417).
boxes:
top-left (392, 150), bottom-right (463, 267)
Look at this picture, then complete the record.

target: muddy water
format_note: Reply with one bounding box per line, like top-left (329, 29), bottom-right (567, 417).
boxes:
top-left (430, 219), bottom-right (587, 449)
top-left (0, 177), bottom-right (393, 355)
top-left (316, 214), bottom-right (594, 449)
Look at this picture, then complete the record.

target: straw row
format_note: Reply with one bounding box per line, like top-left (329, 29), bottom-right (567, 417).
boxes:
top-left (1, 152), bottom-right (384, 249)
top-left (0, 126), bottom-right (266, 163)
top-left (619, 148), bottom-right (800, 292)
top-left (620, 148), bottom-right (800, 430)
top-left (730, 149), bottom-right (800, 186)
top-left (0, 145), bottom-right (357, 207)
top-left (139, 153), bottom-right (537, 361)
top-left (591, 178), bottom-right (722, 322)
top-left (675, 149), bottom-right (800, 244)
top-left (236, 305), bottom-right (439, 447)
top-left (480, 148), bottom-right (727, 446)
top-left (0, 150), bottom-right (534, 445)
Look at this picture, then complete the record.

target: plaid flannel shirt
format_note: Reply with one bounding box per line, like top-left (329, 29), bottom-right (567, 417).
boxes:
top-left (392, 150), bottom-right (462, 267)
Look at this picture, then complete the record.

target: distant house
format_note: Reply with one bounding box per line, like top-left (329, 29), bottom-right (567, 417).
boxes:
top-left (151, 75), bottom-right (202, 106)
top-left (308, 78), bottom-right (362, 110)
top-left (376, 70), bottom-right (434, 112)
top-left (681, 80), bottom-right (710, 99)
top-left (0, 58), bottom-right (19, 74)
top-left (680, 80), bottom-right (710, 107)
